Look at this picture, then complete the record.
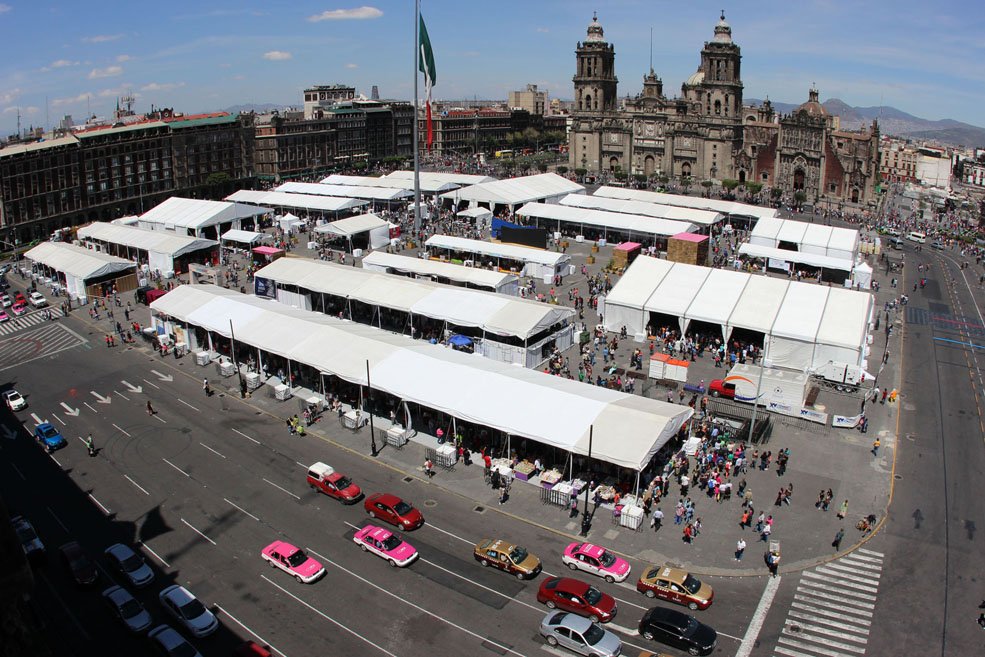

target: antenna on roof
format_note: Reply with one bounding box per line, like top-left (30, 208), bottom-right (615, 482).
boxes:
top-left (649, 27), bottom-right (653, 71)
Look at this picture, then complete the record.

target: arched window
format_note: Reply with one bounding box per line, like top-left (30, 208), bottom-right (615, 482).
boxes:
top-left (585, 94), bottom-right (592, 111)
top-left (714, 100), bottom-right (722, 115)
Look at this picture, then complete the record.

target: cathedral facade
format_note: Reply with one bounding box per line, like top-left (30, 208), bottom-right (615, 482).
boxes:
top-left (568, 13), bottom-right (880, 205)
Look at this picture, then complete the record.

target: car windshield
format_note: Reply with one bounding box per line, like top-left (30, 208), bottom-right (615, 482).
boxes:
top-left (336, 477), bottom-right (352, 489)
top-left (584, 586), bottom-right (602, 605)
top-left (381, 535), bottom-right (402, 551)
top-left (120, 554), bottom-right (143, 572)
top-left (179, 598), bottom-right (206, 619)
top-left (598, 550), bottom-right (615, 567)
top-left (393, 501), bottom-right (412, 515)
top-left (15, 526), bottom-right (37, 542)
top-left (683, 574), bottom-right (702, 594)
top-left (119, 599), bottom-right (142, 618)
top-left (287, 550), bottom-right (308, 567)
top-left (41, 426), bottom-right (58, 438)
top-left (645, 566), bottom-right (660, 580)
top-left (172, 640), bottom-right (198, 657)
top-left (509, 547), bottom-right (528, 563)
top-left (584, 623), bottom-right (606, 645)
top-left (682, 616), bottom-right (701, 637)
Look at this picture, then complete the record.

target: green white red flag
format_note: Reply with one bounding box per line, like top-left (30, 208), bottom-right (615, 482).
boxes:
top-left (418, 14), bottom-right (436, 149)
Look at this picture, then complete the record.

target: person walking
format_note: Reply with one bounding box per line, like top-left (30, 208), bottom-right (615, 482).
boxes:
top-left (569, 495), bottom-right (579, 519)
top-left (682, 522), bottom-right (695, 544)
top-left (872, 438), bottom-right (881, 455)
top-left (85, 434), bottom-right (95, 457)
top-left (203, 378), bottom-right (211, 397)
top-left (740, 507), bottom-right (752, 530)
top-left (837, 499), bottom-right (849, 520)
top-left (424, 458), bottom-right (434, 479)
top-left (761, 522), bottom-right (773, 542)
top-left (651, 507), bottom-right (664, 532)
top-left (735, 538), bottom-right (746, 561)
top-left (680, 473), bottom-right (690, 497)
top-left (146, 400), bottom-right (155, 415)
top-left (832, 528), bottom-right (845, 551)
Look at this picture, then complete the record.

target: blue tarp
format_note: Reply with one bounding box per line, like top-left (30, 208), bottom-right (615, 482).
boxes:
top-left (448, 334), bottom-right (473, 347)
top-left (491, 217), bottom-right (536, 239)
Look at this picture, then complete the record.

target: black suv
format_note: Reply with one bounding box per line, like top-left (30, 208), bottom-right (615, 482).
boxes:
top-left (638, 606), bottom-right (717, 656)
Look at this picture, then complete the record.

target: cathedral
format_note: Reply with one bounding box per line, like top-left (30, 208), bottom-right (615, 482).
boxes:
top-left (568, 13), bottom-right (880, 205)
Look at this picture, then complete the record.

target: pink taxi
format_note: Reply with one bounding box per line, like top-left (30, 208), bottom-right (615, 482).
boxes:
top-left (261, 541), bottom-right (325, 584)
top-left (353, 524), bottom-right (418, 567)
top-left (561, 542), bottom-right (631, 583)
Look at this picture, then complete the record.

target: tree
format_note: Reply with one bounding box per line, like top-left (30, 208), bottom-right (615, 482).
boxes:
top-left (794, 190), bottom-right (807, 207)
top-left (658, 174), bottom-right (669, 185)
top-left (574, 168), bottom-right (588, 181)
top-left (614, 170), bottom-right (628, 182)
top-left (745, 181), bottom-right (763, 196)
top-left (522, 127), bottom-right (540, 148)
top-left (537, 162), bottom-right (548, 173)
top-left (557, 165), bottom-right (569, 175)
top-left (721, 179), bottom-right (740, 192)
top-left (700, 180), bottom-right (713, 189)
top-left (680, 176), bottom-right (693, 194)
top-left (770, 187), bottom-right (783, 200)
top-left (633, 174), bottom-right (648, 185)
top-left (519, 162), bottom-right (532, 175)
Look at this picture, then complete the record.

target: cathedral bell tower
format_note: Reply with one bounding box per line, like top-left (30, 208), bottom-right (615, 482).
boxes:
top-left (684, 12), bottom-right (743, 118)
top-left (573, 13), bottom-right (618, 113)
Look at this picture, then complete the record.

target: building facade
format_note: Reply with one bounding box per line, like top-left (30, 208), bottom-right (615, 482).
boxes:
top-left (568, 13), bottom-right (880, 205)
top-left (255, 112), bottom-right (337, 182)
top-left (303, 85), bottom-right (356, 119)
top-left (509, 84), bottom-right (548, 116)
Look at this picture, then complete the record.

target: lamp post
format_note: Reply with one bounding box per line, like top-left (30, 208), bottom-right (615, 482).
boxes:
top-left (580, 425), bottom-right (593, 536)
top-left (229, 319), bottom-right (246, 397)
top-left (366, 359), bottom-right (378, 457)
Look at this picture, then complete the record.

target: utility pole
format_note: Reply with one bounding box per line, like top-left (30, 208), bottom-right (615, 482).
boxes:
top-left (579, 425), bottom-right (593, 536)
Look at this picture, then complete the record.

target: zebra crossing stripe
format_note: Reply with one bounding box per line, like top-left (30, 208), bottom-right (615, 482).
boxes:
top-left (788, 610), bottom-right (870, 636)
top-left (839, 552), bottom-right (883, 565)
top-left (834, 556), bottom-right (884, 574)
top-left (779, 629), bottom-right (866, 654)
top-left (775, 646), bottom-right (852, 657)
top-left (856, 547), bottom-right (884, 557)
top-left (803, 570), bottom-right (879, 594)
top-left (821, 561), bottom-right (881, 579)
top-left (784, 620), bottom-right (868, 644)
top-left (795, 589), bottom-right (876, 613)
top-left (791, 601), bottom-right (873, 625)
top-left (777, 636), bottom-right (861, 657)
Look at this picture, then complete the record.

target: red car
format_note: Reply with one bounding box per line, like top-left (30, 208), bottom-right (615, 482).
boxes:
top-left (536, 576), bottom-right (617, 623)
top-left (306, 462), bottom-right (362, 504)
top-left (364, 493), bottom-right (424, 530)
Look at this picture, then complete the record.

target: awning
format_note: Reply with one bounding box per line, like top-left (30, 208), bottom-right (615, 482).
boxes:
top-left (25, 242), bottom-right (136, 281)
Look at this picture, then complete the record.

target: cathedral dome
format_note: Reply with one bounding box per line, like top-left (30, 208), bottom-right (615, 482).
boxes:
top-left (712, 11), bottom-right (733, 44)
top-left (586, 12), bottom-right (605, 43)
top-left (685, 70), bottom-right (705, 86)
top-left (796, 88), bottom-right (829, 117)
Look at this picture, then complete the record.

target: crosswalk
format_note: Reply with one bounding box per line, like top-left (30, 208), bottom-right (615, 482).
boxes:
top-left (0, 307), bottom-right (64, 336)
top-left (773, 548), bottom-right (884, 657)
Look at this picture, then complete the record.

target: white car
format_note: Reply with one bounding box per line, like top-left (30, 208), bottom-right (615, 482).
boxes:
top-left (1, 294), bottom-right (11, 307)
top-left (4, 389), bottom-right (26, 411)
top-left (102, 585), bottom-right (153, 633)
top-left (158, 585), bottom-right (218, 638)
top-left (148, 625), bottom-right (202, 657)
top-left (28, 291), bottom-right (47, 308)
top-left (105, 543), bottom-right (155, 588)
top-left (12, 516), bottom-right (45, 562)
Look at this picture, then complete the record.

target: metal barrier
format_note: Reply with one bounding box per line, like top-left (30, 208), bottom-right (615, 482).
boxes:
top-left (540, 486), bottom-right (573, 508)
top-left (424, 447), bottom-right (456, 471)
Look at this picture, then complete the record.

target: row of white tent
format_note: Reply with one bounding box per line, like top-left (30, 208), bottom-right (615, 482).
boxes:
top-left (603, 256), bottom-right (873, 373)
top-left (25, 242), bottom-right (135, 301)
top-left (423, 234), bottom-right (571, 280)
top-left (438, 172), bottom-right (585, 211)
top-left (594, 186), bottom-right (778, 221)
top-left (361, 251), bottom-right (520, 296)
top-left (559, 193), bottom-right (723, 227)
top-left (748, 216), bottom-right (860, 261)
top-left (226, 189), bottom-right (368, 214)
top-left (138, 197), bottom-right (268, 237)
top-left (150, 284), bottom-right (692, 470)
top-left (76, 222), bottom-right (217, 274)
top-left (515, 201), bottom-right (695, 239)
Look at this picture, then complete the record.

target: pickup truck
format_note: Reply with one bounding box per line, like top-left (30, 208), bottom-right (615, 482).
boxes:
top-left (28, 291), bottom-right (47, 308)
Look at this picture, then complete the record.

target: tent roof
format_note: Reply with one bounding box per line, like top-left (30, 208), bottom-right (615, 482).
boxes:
top-left (769, 282), bottom-right (829, 342)
top-left (320, 174), bottom-right (460, 194)
top-left (361, 251), bottom-right (517, 290)
top-left (139, 197), bottom-right (267, 229)
top-left (516, 202), bottom-right (693, 238)
top-left (645, 262), bottom-right (711, 316)
top-left (226, 189), bottom-right (368, 213)
top-left (725, 275), bottom-right (790, 334)
top-left (221, 229), bottom-right (268, 245)
top-left (76, 222), bottom-right (217, 258)
top-left (738, 243), bottom-right (856, 271)
top-left (275, 181), bottom-right (413, 202)
top-left (681, 268), bottom-right (750, 327)
top-left (748, 217), bottom-right (859, 259)
top-left (25, 241), bottom-right (135, 280)
top-left (151, 285), bottom-right (690, 469)
top-left (438, 173), bottom-right (584, 206)
top-left (254, 257), bottom-right (573, 340)
top-left (594, 186), bottom-right (777, 220)
top-left (604, 255), bottom-right (673, 308)
top-left (424, 235), bottom-right (570, 268)
top-left (315, 213), bottom-right (388, 237)
top-left (815, 287), bottom-right (872, 350)
top-left (384, 170), bottom-right (496, 187)
top-left (457, 206), bottom-right (494, 219)
top-left (561, 193), bottom-right (723, 226)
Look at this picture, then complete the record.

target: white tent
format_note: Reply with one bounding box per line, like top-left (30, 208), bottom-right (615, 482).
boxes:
top-left (561, 193), bottom-right (723, 226)
top-left (25, 242), bottom-right (135, 302)
top-left (315, 213), bottom-right (392, 250)
top-left (275, 181), bottom-right (413, 203)
top-left (748, 216), bottom-right (860, 261)
top-left (424, 235), bottom-right (571, 280)
top-left (361, 251), bottom-right (519, 296)
top-left (439, 173), bottom-right (585, 211)
top-left (221, 229), bottom-right (268, 246)
top-left (595, 186), bottom-right (777, 221)
top-left (151, 284), bottom-right (692, 470)
top-left (384, 170), bottom-right (496, 187)
top-left (225, 189), bottom-right (368, 215)
top-left (76, 222), bottom-right (217, 274)
top-left (738, 243), bottom-right (856, 273)
top-left (138, 197), bottom-right (267, 238)
top-left (516, 202), bottom-right (694, 240)
top-left (457, 206), bottom-right (494, 222)
top-left (851, 261), bottom-right (873, 290)
top-left (321, 174), bottom-right (460, 195)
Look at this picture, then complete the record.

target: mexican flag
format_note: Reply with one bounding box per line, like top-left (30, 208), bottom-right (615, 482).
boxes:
top-left (418, 14), bottom-right (436, 149)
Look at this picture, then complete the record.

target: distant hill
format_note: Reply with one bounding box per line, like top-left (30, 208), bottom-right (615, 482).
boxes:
top-left (746, 98), bottom-right (985, 148)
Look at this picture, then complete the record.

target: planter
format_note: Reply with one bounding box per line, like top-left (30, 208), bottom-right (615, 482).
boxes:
top-left (587, 256), bottom-right (595, 265)
top-left (591, 245), bottom-right (599, 253)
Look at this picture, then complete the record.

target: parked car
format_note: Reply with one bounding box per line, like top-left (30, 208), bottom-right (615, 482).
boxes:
top-left (59, 541), bottom-right (98, 586)
top-left (539, 611), bottom-right (623, 657)
top-left (104, 543), bottom-right (155, 588)
top-left (159, 585), bottom-right (219, 637)
top-left (473, 538), bottom-right (542, 579)
top-left (33, 422), bottom-right (67, 451)
top-left (537, 576), bottom-right (617, 623)
top-left (561, 542), bottom-right (631, 583)
top-left (261, 540), bottom-right (325, 583)
top-left (931, 240), bottom-right (944, 249)
top-left (1, 294), bottom-right (11, 307)
top-left (102, 585), bottom-right (153, 632)
top-left (148, 624), bottom-right (202, 657)
top-left (353, 524), bottom-right (418, 567)
top-left (12, 515), bottom-right (45, 564)
top-left (233, 642), bottom-right (273, 657)
top-left (364, 492), bottom-right (424, 530)
top-left (10, 302), bottom-right (27, 316)
top-left (4, 389), bottom-right (26, 411)
top-left (636, 565), bottom-right (714, 610)
top-left (0, 309), bottom-right (9, 322)
top-left (638, 606), bottom-right (717, 656)
top-left (306, 462), bottom-right (362, 503)
top-left (28, 291), bottom-right (47, 307)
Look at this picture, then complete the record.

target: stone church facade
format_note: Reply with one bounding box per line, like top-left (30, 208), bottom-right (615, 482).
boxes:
top-left (568, 13), bottom-right (880, 205)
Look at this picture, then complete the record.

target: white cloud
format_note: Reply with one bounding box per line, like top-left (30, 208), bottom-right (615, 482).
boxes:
top-left (82, 34), bottom-right (123, 43)
top-left (116, 54), bottom-right (132, 63)
top-left (345, 63), bottom-right (358, 69)
top-left (0, 88), bottom-right (21, 104)
top-left (536, 27), bottom-right (549, 33)
top-left (263, 50), bottom-right (292, 61)
top-left (89, 65), bottom-right (123, 79)
top-left (51, 59), bottom-right (80, 68)
top-left (141, 82), bottom-right (185, 92)
top-left (0, 4), bottom-right (10, 14)
top-left (52, 92), bottom-right (92, 108)
top-left (307, 6), bottom-right (382, 22)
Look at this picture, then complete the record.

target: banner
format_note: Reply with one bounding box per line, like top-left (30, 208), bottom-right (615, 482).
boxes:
top-left (833, 413), bottom-right (863, 429)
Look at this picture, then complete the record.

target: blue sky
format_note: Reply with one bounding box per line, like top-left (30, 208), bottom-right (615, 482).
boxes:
top-left (1, 0), bottom-right (983, 137)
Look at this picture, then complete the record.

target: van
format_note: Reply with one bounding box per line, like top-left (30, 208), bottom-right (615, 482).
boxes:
top-left (907, 231), bottom-right (926, 244)
top-left (889, 238), bottom-right (904, 250)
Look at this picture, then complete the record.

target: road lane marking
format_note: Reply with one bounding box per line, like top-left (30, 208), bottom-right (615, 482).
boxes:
top-left (83, 402), bottom-right (98, 413)
top-left (795, 587), bottom-right (876, 611)
top-left (114, 390), bottom-right (130, 401)
top-left (11, 463), bottom-right (26, 480)
top-left (53, 414), bottom-right (66, 426)
top-left (214, 603), bottom-right (289, 657)
top-left (780, 628), bottom-right (866, 654)
top-left (178, 399), bottom-right (200, 412)
top-left (294, 461), bottom-right (307, 469)
top-left (163, 458), bottom-right (190, 477)
top-left (88, 493), bottom-right (111, 514)
top-left (199, 442), bottom-right (226, 459)
top-left (802, 571), bottom-right (878, 595)
top-left (112, 423), bottom-right (131, 438)
top-left (788, 610), bottom-right (871, 635)
top-left (306, 547), bottom-right (528, 657)
top-left (153, 414), bottom-right (167, 423)
top-left (124, 474), bottom-right (150, 496)
top-left (263, 477), bottom-right (300, 500)
top-left (261, 575), bottom-right (398, 657)
top-left (734, 573), bottom-right (781, 657)
top-left (792, 601), bottom-right (873, 624)
top-left (422, 520), bottom-right (475, 545)
top-left (31, 412), bottom-right (44, 424)
top-left (232, 427), bottom-right (260, 444)
top-left (857, 547), bottom-right (884, 557)
top-left (47, 507), bottom-right (69, 532)
top-left (181, 518), bottom-right (217, 546)
top-left (142, 378), bottom-right (161, 389)
top-left (224, 498), bottom-right (260, 522)
top-left (140, 542), bottom-right (171, 568)
top-left (48, 453), bottom-right (62, 467)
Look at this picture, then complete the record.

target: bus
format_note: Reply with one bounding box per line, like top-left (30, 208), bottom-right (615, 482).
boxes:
top-left (906, 231), bottom-right (926, 244)
top-left (494, 149), bottom-right (514, 158)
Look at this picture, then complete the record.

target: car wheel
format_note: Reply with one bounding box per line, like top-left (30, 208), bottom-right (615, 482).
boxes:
top-left (268, 559), bottom-right (276, 568)
top-left (688, 647), bottom-right (701, 656)
top-left (481, 559), bottom-right (490, 567)
top-left (688, 601), bottom-right (699, 610)
top-left (360, 543), bottom-right (368, 552)
top-left (589, 614), bottom-right (599, 623)
top-left (644, 589), bottom-right (656, 598)
top-left (642, 631), bottom-right (655, 640)
top-left (516, 571), bottom-right (525, 580)
top-left (567, 562), bottom-right (578, 571)
top-left (546, 636), bottom-right (558, 647)
top-left (369, 511), bottom-right (376, 519)
top-left (545, 600), bottom-right (557, 609)
top-left (711, 390), bottom-right (719, 397)
top-left (389, 559), bottom-right (398, 567)
top-left (295, 575), bottom-right (303, 583)
top-left (604, 574), bottom-right (615, 583)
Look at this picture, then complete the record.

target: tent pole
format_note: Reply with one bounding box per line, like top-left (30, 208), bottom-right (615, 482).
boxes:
top-left (634, 470), bottom-right (641, 498)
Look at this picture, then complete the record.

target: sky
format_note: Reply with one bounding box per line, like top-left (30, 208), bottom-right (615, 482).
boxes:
top-left (1, 0), bottom-right (983, 137)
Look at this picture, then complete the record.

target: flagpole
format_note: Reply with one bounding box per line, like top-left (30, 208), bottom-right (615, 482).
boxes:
top-left (412, 0), bottom-right (422, 236)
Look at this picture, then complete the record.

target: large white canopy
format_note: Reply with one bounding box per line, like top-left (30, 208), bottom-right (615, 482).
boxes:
top-left (320, 174), bottom-right (460, 194)
top-left (748, 217), bottom-right (860, 260)
top-left (221, 229), bottom-right (268, 245)
top-left (439, 173), bottom-right (585, 207)
top-left (603, 256), bottom-right (872, 371)
top-left (76, 222), bottom-right (217, 258)
top-left (25, 241), bottom-right (135, 280)
top-left (738, 243), bottom-right (856, 272)
top-left (384, 170), bottom-right (496, 187)
top-left (315, 213), bottom-right (389, 237)
top-left (275, 181), bottom-right (413, 202)
top-left (561, 193), bottom-right (723, 226)
top-left (226, 190), bottom-right (368, 213)
top-left (516, 202), bottom-right (694, 238)
top-left (361, 251), bottom-right (518, 294)
top-left (457, 206), bottom-right (494, 221)
top-left (139, 197), bottom-right (267, 230)
top-left (595, 186), bottom-right (777, 220)
top-left (424, 235), bottom-right (569, 268)
top-left (152, 285), bottom-right (691, 470)
top-left (254, 257), bottom-right (573, 340)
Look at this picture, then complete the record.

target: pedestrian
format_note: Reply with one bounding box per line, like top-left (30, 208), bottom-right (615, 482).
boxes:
top-left (675, 501), bottom-right (685, 525)
top-left (872, 438), bottom-right (881, 455)
top-left (760, 522), bottom-right (772, 542)
top-left (146, 400), bottom-right (155, 415)
top-left (743, 488), bottom-right (753, 509)
top-left (816, 490), bottom-right (825, 509)
top-left (740, 508), bottom-right (751, 529)
top-left (766, 550), bottom-right (780, 577)
top-left (832, 528), bottom-right (845, 551)
top-left (203, 378), bottom-right (211, 397)
top-left (755, 512), bottom-right (765, 533)
top-left (680, 474), bottom-right (689, 497)
top-left (424, 458), bottom-right (434, 478)
top-left (651, 507), bottom-right (664, 532)
top-left (85, 434), bottom-right (95, 457)
top-left (837, 499), bottom-right (848, 520)
top-left (735, 538), bottom-right (746, 561)
top-left (783, 484), bottom-right (793, 505)
top-left (569, 495), bottom-right (579, 519)
top-left (499, 481), bottom-right (509, 505)
top-left (823, 489), bottom-right (833, 511)
top-left (881, 388), bottom-right (888, 404)
top-left (872, 386), bottom-right (880, 403)
top-left (737, 478), bottom-right (747, 498)
top-left (774, 488), bottom-right (784, 507)
top-left (683, 522), bottom-right (694, 544)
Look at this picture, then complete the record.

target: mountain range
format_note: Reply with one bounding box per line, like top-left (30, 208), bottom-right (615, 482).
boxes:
top-left (747, 98), bottom-right (985, 148)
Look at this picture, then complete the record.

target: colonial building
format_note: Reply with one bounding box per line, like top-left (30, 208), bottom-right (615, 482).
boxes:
top-left (568, 12), bottom-right (880, 205)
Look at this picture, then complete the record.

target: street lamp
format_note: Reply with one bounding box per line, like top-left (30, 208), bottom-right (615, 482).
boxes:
top-left (579, 425), bottom-right (593, 536)
top-left (366, 359), bottom-right (378, 457)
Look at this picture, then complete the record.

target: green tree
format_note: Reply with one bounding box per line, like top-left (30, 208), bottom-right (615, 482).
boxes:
top-left (680, 176), bottom-right (693, 194)
top-left (206, 172), bottom-right (231, 186)
top-left (537, 162), bottom-right (548, 173)
top-left (633, 174), bottom-right (647, 185)
top-left (770, 187), bottom-right (783, 200)
top-left (721, 179), bottom-right (740, 191)
top-left (745, 181), bottom-right (763, 196)
top-left (522, 127), bottom-right (540, 148)
top-left (574, 167), bottom-right (588, 181)
top-left (519, 162), bottom-right (532, 175)
top-left (794, 190), bottom-right (807, 207)
top-left (557, 165), bottom-right (569, 175)
top-left (700, 180), bottom-right (713, 189)
top-left (614, 170), bottom-right (628, 182)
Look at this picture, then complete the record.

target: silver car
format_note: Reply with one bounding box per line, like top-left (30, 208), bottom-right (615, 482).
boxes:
top-left (159, 585), bottom-right (218, 637)
top-left (102, 585), bottom-right (153, 632)
top-left (148, 624), bottom-right (202, 657)
top-left (539, 611), bottom-right (622, 657)
top-left (105, 543), bottom-right (155, 588)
